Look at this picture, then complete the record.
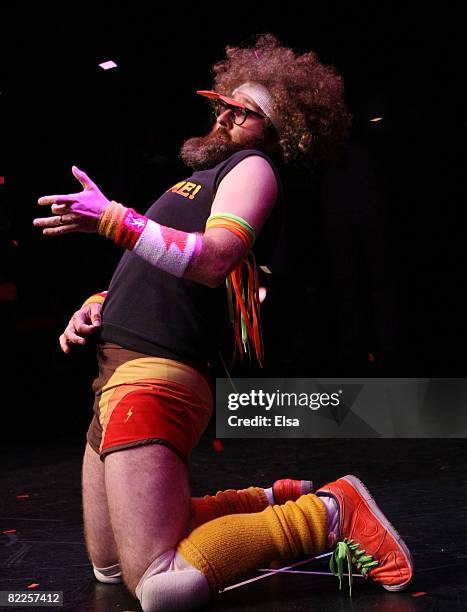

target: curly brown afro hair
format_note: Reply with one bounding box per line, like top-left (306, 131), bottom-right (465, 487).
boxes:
top-left (211, 34), bottom-right (352, 167)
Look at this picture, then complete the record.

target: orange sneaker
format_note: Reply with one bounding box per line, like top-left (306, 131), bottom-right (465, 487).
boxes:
top-left (316, 475), bottom-right (414, 593)
top-left (272, 478), bottom-right (313, 504)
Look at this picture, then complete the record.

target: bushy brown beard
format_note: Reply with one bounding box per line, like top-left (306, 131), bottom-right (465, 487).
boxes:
top-left (180, 127), bottom-right (266, 170)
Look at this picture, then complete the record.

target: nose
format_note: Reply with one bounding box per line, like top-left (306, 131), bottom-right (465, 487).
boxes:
top-left (216, 108), bottom-right (234, 129)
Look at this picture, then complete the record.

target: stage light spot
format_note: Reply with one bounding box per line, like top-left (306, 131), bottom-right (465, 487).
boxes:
top-left (368, 352), bottom-right (376, 363)
top-left (370, 117), bottom-right (383, 122)
top-left (0, 176), bottom-right (4, 184)
top-left (27, 583), bottom-right (40, 589)
top-left (412, 592), bottom-right (428, 597)
top-left (212, 439), bottom-right (224, 452)
top-left (16, 494), bottom-right (30, 499)
top-left (99, 60), bottom-right (118, 70)
top-left (12, 240), bottom-right (19, 247)
top-left (259, 287), bottom-right (267, 303)
top-left (2, 530), bottom-right (16, 534)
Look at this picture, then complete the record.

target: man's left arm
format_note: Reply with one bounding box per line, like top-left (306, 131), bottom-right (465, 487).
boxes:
top-left (185, 155), bottom-right (278, 286)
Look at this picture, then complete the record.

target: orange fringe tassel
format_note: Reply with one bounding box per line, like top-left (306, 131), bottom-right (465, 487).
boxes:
top-left (227, 251), bottom-right (264, 367)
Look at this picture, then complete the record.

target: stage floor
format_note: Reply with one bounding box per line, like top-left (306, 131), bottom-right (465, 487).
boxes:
top-left (1, 434), bottom-right (465, 611)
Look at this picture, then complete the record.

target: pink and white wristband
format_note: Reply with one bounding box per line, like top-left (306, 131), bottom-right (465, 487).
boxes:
top-left (98, 201), bottom-right (201, 277)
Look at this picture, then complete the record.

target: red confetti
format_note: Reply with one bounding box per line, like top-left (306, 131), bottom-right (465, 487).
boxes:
top-left (412, 592), bottom-right (428, 598)
top-left (2, 530), bottom-right (16, 534)
top-left (27, 583), bottom-right (40, 589)
top-left (212, 439), bottom-right (224, 452)
top-left (16, 494), bottom-right (30, 499)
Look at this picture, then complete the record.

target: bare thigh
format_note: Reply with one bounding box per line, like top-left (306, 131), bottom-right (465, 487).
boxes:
top-left (82, 442), bottom-right (119, 568)
top-left (104, 443), bottom-right (191, 595)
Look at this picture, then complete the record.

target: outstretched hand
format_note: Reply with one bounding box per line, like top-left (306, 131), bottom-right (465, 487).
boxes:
top-left (33, 166), bottom-right (110, 235)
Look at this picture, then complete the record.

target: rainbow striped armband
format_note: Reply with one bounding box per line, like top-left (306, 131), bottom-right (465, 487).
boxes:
top-left (205, 212), bottom-right (256, 252)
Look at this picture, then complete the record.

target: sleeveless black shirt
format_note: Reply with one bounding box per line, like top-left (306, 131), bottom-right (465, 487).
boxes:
top-left (99, 149), bottom-right (283, 368)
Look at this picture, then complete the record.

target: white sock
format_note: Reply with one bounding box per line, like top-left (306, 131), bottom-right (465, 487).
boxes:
top-left (319, 495), bottom-right (339, 548)
top-left (263, 486), bottom-right (275, 505)
top-left (135, 549), bottom-right (210, 612)
top-left (93, 562), bottom-right (122, 584)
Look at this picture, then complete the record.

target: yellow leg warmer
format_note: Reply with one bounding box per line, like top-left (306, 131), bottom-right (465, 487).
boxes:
top-left (178, 493), bottom-right (327, 591)
top-left (190, 487), bottom-right (269, 528)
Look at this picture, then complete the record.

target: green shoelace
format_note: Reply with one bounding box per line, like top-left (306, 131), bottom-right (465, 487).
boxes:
top-left (329, 538), bottom-right (379, 596)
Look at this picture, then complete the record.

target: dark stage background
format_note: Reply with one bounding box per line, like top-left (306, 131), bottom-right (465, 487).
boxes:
top-left (1, 5), bottom-right (466, 612)
top-left (0, 4), bottom-right (465, 438)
